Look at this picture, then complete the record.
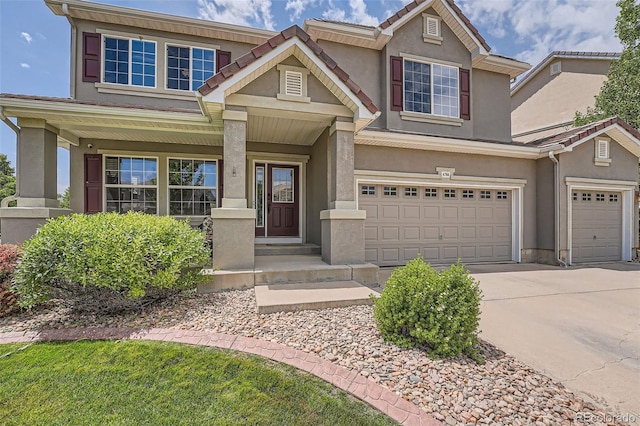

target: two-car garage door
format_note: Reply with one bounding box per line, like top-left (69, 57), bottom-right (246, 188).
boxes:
top-left (359, 184), bottom-right (512, 266)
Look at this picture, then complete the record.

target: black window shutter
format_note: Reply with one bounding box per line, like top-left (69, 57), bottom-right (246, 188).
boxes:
top-left (83, 32), bottom-right (101, 82)
top-left (390, 56), bottom-right (403, 111)
top-left (84, 154), bottom-right (102, 213)
top-left (459, 68), bottom-right (470, 120)
top-left (216, 51), bottom-right (231, 72)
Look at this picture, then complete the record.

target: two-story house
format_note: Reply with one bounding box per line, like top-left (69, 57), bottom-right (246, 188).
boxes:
top-left (1, 0), bottom-right (638, 290)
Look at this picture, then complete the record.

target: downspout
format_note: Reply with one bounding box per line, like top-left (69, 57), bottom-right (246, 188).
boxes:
top-left (62, 3), bottom-right (77, 99)
top-left (548, 151), bottom-right (567, 267)
top-left (0, 106), bottom-right (20, 208)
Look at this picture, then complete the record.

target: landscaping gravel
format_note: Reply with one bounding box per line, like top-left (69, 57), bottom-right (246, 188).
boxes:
top-left (0, 289), bottom-right (629, 425)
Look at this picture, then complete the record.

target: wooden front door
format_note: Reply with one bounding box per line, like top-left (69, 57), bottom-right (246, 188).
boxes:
top-left (265, 164), bottom-right (299, 237)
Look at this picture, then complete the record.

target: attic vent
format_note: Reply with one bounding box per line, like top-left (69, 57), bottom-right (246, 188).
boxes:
top-left (550, 61), bottom-right (562, 75)
top-left (285, 70), bottom-right (303, 97)
top-left (597, 139), bottom-right (609, 159)
top-left (422, 14), bottom-right (443, 44)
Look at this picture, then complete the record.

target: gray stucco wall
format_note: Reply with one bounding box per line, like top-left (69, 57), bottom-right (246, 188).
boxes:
top-left (472, 69), bottom-right (512, 142)
top-left (536, 158), bottom-right (555, 252)
top-left (306, 129), bottom-right (329, 245)
top-left (354, 145), bottom-right (538, 250)
top-left (73, 19), bottom-right (256, 109)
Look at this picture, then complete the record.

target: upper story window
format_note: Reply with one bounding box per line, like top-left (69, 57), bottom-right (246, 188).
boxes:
top-left (404, 59), bottom-right (459, 118)
top-left (104, 37), bottom-right (156, 87)
top-left (166, 45), bottom-right (216, 91)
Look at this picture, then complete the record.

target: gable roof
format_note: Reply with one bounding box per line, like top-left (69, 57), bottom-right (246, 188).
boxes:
top-left (528, 117), bottom-right (640, 156)
top-left (511, 51), bottom-right (620, 95)
top-left (379, 0), bottom-right (490, 52)
top-left (198, 25), bottom-right (378, 115)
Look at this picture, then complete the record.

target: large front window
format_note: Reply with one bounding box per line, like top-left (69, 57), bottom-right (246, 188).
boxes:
top-left (105, 156), bottom-right (158, 213)
top-left (104, 37), bottom-right (156, 87)
top-left (168, 159), bottom-right (217, 216)
top-left (166, 46), bottom-right (216, 91)
top-left (404, 59), bottom-right (459, 118)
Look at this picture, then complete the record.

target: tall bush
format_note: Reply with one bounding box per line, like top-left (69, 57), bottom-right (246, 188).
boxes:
top-left (13, 212), bottom-right (210, 312)
top-left (372, 256), bottom-right (482, 359)
top-left (0, 244), bottom-right (22, 316)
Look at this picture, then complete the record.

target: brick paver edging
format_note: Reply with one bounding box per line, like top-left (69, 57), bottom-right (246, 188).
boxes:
top-left (0, 328), bottom-right (440, 426)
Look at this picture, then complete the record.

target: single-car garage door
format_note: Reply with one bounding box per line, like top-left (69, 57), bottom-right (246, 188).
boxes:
top-left (359, 184), bottom-right (512, 266)
top-left (572, 190), bottom-right (622, 263)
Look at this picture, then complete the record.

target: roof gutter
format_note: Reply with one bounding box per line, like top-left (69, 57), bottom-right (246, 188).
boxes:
top-left (0, 106), bottom-right (20, 208)
top-left (548, 151), bottom-right (567, 267)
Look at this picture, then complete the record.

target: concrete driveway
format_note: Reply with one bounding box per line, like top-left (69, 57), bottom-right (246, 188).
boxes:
top-left (468, 263), bottom-right (640, 418)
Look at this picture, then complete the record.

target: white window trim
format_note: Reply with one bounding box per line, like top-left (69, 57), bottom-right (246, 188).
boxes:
top-left (399, 54), bottom-right (462, 121)
top-left (101, 34), bottom-right (157, 89)
top-left (167, 157), bottom-right (218, 217)
top-left (354, 169), bottom-right (526, 263)
top-left (594, 137), bottom-right (612, 166)
top-left (422, 13), bottom-right (443, 44)
top-left (103, 154), bottom-right (159, 214)
top-left (565, 177), bottom-right (636, 264)
top-left (164, 43), bottom-right (217, 92)
top-left (277, 64), bottom-right (311, 103)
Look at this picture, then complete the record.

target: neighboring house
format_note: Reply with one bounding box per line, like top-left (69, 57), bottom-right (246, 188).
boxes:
top-left (0, 0), bottom-right (638, 287)
top-left (511, 51), bottom-right (620, 142)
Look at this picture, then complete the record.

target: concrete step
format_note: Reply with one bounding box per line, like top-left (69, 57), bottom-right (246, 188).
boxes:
top-left (254, 281), bottom-right (383, 314)
top-left (254, 244), bottom-right (321, 256)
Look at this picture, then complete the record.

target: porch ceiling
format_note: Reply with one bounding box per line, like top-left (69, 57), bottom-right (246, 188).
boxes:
top-left (247, 114), bottom-right (329, 146)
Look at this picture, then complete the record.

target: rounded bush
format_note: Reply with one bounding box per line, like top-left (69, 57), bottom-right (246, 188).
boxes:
top-left (13, 212), bottom-right (210, 312)
top-left (372, 256), bottom-right (482, 359)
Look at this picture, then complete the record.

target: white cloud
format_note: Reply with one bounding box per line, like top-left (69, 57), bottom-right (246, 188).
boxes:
top-left (457, 0), bottom-right (621, 66)
top-left (20, 32), bottom-right (32, 43)
top-left (197, 0), bottom-right (275, 30)
top-left (20, 63), bottom-right (30, 69)
top-left (285, 0), bottom-right (317, 21)
top-left (322, 0), bottom-right (378, 26)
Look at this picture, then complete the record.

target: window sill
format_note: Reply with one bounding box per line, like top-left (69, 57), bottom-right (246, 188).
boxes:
top-left (400, 111), bottom-right (463, 126)
top-left (95, 83), bottom-right (198, 102)
top-left (423, 34), bottom-right (443, 45)
top-left (277, 93), bottom-right (311, 103)
top-left (594, 158), bottom-right (612, 167)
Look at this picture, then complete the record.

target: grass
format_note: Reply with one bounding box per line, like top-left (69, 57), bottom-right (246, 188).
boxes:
top-left (0, 340), bottom-right (397, 426)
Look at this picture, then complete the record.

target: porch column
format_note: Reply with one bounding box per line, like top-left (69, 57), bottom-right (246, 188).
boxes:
top-left (0, 119), bottom-right (71, 244)
top-left (210, 108), bottom-right (256, 271)
top-left (320, 120), bottom-right (366, 264)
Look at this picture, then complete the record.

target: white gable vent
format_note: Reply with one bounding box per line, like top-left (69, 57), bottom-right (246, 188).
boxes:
top-left (422, 14), bottom-right (443, 44)
top-left (285, 70), bottom-right (303, 97)
top-left (550, 61), bottom-right (562, 75)
top-left (597, 139), bottom-right (609, 159)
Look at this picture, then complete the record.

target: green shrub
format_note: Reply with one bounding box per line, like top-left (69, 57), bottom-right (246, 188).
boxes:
top-left (371, 256), bottom-right (482, 359)
top-left (13, 212), bottom-right (210, 312)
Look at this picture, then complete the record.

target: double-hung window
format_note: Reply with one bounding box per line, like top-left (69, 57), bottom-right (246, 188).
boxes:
top-left (104, 37), bottom-right (156, 87)
top-left (166, 46), bottom-right (216, 91)
top-left (168, 159), bottom-right (217, 216)
top-left (404, 59), bottom-right (459, 118)
top-left (105, 156), bottom-right (158, 214)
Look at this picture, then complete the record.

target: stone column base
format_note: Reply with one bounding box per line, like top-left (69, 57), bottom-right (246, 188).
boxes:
top-left (320, 209), bottom-right (366, 265)
top-left (211, 208), bottom-right (256, 270)
top-left (0, 207), bottom-right (72, 244)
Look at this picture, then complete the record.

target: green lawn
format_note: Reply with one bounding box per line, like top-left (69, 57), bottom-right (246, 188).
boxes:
top-left (0, 341), bottom-right (397, 426)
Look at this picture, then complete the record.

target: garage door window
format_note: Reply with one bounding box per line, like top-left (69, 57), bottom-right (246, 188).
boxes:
top-left (572, 192), bottom-right (578, 201)
top-left (404, 187), bottom-right (418, 197)
top-left (444, 189), bottom-right (456, 198)
top-left (595, 193), bottom-right (605, 202)
top-left (609, 194), bottom-right (619, 202)
top-left (582, 193), bottom-right (592, 201)
top-left (480, 190), bottom-right (491, 199)
top-left (383, 186), bottom-right (398, 196)
top-left (361, 185), bottom-right (375, 196)
top-left (462, 189), bottom-right (474, 199)
top-left (425, 188), bottom-right (437, 198)
top-left (497, 191), bottom-right (508, 200)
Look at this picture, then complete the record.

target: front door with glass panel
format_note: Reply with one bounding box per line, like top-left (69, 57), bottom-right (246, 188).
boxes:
top-left (255, 164), bottom-right (299, 237)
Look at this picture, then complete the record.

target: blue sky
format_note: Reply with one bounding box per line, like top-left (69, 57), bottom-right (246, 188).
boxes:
top-left (0, 0), bottom-right (621, 193)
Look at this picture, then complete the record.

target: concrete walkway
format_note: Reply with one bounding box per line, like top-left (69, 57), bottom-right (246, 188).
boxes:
top-left (472, 263), bottom-right (640, 418)
top-left (0, 327), bottom-right (440, 426)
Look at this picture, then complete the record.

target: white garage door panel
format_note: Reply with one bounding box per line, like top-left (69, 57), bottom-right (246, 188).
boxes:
top-left (360, 185), bottom-right (513, 266)
top-left (572, 191), bottom-right (622, 263)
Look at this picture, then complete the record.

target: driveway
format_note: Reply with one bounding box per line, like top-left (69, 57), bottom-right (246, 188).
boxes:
top-left (469, 263), bottom-right (640, 419)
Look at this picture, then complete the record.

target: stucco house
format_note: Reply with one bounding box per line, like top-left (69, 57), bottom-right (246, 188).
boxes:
top-left (511, 51), bottom-right (621, 142)
top-left (0, 0), bottom-right (639, 290)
